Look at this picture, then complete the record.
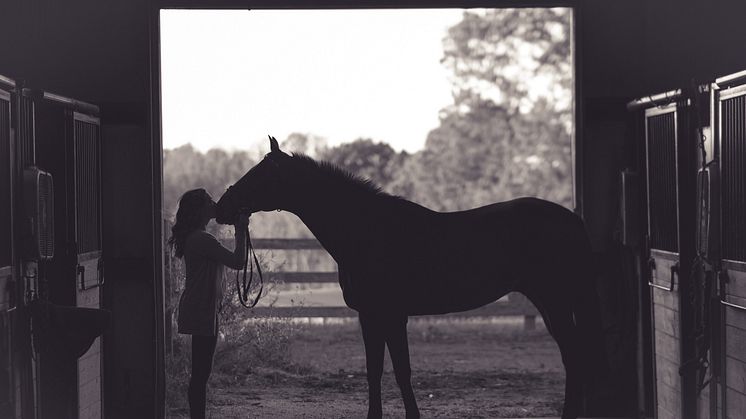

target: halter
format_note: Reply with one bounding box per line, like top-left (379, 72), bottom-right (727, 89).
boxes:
top-left (219, 186), bottom-right (261, 308)
top-left (228, 153), bottom-right (282, 308)
top-left (236, 225), bottom-right (264, 308)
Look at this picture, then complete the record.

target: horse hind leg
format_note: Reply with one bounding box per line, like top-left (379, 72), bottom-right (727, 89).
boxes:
top-left (359, 313), bottom-right (385, 419)
top-left (529, 296), bottom-right (582, 419)
top-left (383, 315), bottom-right (420, 419)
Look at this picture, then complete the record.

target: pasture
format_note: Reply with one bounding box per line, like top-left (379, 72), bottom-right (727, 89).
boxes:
top-left (166, 318), bottom-right (564, 418)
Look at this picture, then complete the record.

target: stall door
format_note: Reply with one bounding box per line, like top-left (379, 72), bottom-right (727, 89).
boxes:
top-left (0, 85), bottom-right (12, 310)
top-left (715, 74), bottom-right (746, 419)
top-left (0, 80), bottom-right (15, 419)
top-left (645, 102), bottom-right (692, 419)
top-left (15, 88), bottom-right (39, 419)
top-left (71, 111), bottom-right (103, 419)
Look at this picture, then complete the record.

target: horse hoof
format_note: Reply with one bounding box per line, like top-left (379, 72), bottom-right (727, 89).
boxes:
top-left (405, 411), bottom-right (421, 419)
top-left (366, 409), bottom-right (382, 419)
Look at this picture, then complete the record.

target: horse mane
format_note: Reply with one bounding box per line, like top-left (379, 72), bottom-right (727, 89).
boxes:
top-left (290, 153), bottom-right (396, 200)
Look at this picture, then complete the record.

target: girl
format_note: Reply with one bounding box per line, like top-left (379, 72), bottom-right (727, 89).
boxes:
top-left (168, 188), bottom-right (249, 419)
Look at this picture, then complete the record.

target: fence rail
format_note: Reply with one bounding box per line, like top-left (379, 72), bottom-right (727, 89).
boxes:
top-left (250, 238), bottom-right (325, 250)
top-left (230, 238), bottom-right (539, 329)
top-left (249, 302), bottom-right (538, 320)
top-left (263, 272), bottom-right (338, 283)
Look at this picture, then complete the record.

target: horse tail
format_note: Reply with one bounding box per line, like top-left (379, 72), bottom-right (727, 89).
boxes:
top-left (571, 222), bottom-right (609, 382)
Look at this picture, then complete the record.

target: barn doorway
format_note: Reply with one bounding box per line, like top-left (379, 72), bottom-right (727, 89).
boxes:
top-left (159, 8), bottom-right (575, 417)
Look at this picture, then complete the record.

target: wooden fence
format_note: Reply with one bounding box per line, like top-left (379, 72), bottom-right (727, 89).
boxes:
top-left (230, 238), bottom-right (539, 329)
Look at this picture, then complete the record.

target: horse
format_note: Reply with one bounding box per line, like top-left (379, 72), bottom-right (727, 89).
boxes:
top-left (215, 136), bottom-right (605, 419)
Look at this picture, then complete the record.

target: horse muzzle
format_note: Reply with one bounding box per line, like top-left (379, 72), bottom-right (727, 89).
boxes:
top-left (215, 209), bottom-right (235, 225)
top-left (215, 205), bottom-right (253, 225)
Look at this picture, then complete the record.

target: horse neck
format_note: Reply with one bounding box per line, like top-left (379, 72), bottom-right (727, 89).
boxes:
top-left (285, 173), bottom-right (376, 260)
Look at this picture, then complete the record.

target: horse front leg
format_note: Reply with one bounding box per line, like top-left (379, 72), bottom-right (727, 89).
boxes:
top-left (359, 313), bottom-right (385, 419)
top-left (384, 315), bottom-right (420, 419)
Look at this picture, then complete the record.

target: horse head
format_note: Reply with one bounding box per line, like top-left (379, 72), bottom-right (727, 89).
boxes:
top-left (215, 136), bottom-right (292, 225)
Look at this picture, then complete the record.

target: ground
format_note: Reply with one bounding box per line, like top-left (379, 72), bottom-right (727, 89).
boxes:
top-left (168, 318), bottom-right (565, 418)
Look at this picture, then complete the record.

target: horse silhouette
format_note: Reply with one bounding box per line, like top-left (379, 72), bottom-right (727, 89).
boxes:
top-left (216, 136), bottom-right (605, 419)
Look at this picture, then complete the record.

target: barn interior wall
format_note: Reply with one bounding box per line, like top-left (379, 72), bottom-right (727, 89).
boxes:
top-left (578, 0), bottom-right (746, 331)
top-left (0, 0), bottom-right (159, 418)
top-left (579, 0), bottom-right (746, 417)
top-left (2, 0), bottom-right (746, 418)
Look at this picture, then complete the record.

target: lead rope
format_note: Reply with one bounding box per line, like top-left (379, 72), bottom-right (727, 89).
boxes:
top-left (236, 226), bottom-right (264, 308)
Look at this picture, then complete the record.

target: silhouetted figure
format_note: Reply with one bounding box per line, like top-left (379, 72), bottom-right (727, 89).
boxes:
top-left (216, 137), bottom-right (605, 419)
top-left (168, 188), bottom-right (249, 419)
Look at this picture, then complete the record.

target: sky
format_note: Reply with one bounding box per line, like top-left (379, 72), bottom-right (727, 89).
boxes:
top-left (160, 9), bottom-right (466, 154)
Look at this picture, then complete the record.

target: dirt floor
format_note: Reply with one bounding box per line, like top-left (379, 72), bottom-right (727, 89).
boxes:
top-left (168, 318), bottom-right (565, 418)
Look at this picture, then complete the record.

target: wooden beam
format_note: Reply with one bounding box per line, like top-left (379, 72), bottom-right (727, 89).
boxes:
top-left (157, 0), bottom-right (578, 10)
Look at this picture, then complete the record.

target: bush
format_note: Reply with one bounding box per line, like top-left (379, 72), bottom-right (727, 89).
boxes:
top-left (213, 317), bottom-right (296, 377)
top-left (165, 333), bottom-right (192, 412)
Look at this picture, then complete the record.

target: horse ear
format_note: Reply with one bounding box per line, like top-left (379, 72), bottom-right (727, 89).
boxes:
top-left (269, 135), bottom-right (280, 152)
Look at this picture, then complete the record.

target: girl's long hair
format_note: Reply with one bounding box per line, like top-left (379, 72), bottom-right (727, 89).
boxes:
top-left (168, 188), bottom-right (210, 258)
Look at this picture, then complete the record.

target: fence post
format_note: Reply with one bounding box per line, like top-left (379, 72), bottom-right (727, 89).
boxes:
top-left (523, 315), bottom-right (536, 331)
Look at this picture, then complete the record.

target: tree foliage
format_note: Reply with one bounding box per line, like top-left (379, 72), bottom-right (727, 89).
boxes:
top-left (280, 132), bottom-right (328, 158)
top-left (389, 8), bottom-right (573, 210)
top-left (442, 8), bottom-right (572, 115)
top-left (319, 138), bottom-right (409, 188)
top-left (163, 144), bottom-right (257, 219)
